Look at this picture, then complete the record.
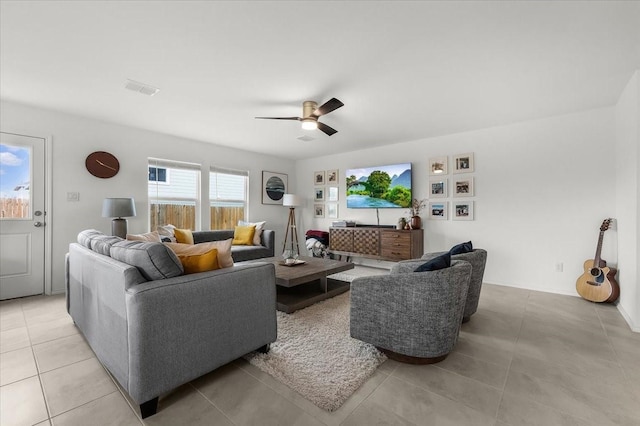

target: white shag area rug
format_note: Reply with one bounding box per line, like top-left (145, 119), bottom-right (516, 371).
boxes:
top-left (244, 291), bottom-right (387, 411)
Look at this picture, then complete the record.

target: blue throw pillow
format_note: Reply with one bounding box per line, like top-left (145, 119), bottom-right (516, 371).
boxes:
top-left (450, 241), bottom-right (473, 255)
top-left (414, 252), bottom-right (451, 272)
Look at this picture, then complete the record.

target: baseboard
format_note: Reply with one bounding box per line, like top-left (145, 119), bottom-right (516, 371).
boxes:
top-left (617, 303), bottom-right (640, 332)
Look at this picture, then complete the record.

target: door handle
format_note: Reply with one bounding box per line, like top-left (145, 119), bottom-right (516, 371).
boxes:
top-left (34, 222), bottom-right (44, 227)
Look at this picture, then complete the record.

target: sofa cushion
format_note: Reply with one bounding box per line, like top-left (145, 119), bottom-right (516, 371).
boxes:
top-left (166, 244), bottom-right (219, 274)
top-left (415, 252), bottom-right (451, 272)
top-left (174, 228), bottom-right (194, 244)
top-left (233, 225), bottom-right (256, 246)
top-left (166, 239), bottom-right (233, 268)
top-left (450, 241), bottom-right (473, 255)
top-left (157, 224), bottom-right (177, 242)
top-left (78, 229), bottom-right (104, 248)
top-left (238, 220), bottom-right (266, 245)
top-left (90, 235), bottom-right (123, 256)
top-left (126, 231), bottom-right (161, 242)
top-left (110, 240), bottom-right (183, 280)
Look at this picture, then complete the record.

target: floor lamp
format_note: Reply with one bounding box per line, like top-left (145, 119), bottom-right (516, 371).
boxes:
top-left (282, 194), bottom-right (301, 259)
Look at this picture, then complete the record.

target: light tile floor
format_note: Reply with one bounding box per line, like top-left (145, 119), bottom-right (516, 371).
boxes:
top-left (1, 283), bottom-right (639, 426)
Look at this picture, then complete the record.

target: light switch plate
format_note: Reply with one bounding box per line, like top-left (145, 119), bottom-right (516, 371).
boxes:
top-left (67, 192), bottom-right (80, 201)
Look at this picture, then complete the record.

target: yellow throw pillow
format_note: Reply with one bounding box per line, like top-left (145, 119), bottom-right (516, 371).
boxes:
top-left (238, 220), bottom-right (266, 245)
top-left (126, 231), bottom-right (161, 242)
top-left (174, 228), bottom-right (194, 244)
top-left (165, 243), bottom-right (219, 274)
top-left (165, 240), bottom-right (233, 269)
top-left (233, 225), bottom-right (256, 246)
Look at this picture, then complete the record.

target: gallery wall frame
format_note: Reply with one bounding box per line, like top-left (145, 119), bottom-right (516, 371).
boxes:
top-left (453, 201), bottom-right (474, 221)
top-left (314, 204), bottom-right (325, 218)
top-left (327, 169), bottom-right (339, 184)
top-left (453, 176), bottom-right (474, 197)
top-left (453, 153), bottom-right (474, 174)
top-left (429, 178), bottom-right (447, 198)
top-left (429, 156), bottom-right (448, 176)
top-left (327, 186), bottom-right (339, 201)
top-left (262, 171), bottom-right (288, 205)
top-left (314, 171), bottom-right (325, 185)
top-left (327, 203), bottom-right (338, 218)
top-left (314, 187), bottom-right (325, 201)
top-left (428, 201), bottom-right (448, 220)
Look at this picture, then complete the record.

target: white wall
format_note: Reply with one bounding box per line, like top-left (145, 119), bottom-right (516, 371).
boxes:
top-left (297, 107), bottom-right (619, 298)
top-left (1, 100), bottom-right (296, 294)
top-left (615, 71), bottom-right (640, 331)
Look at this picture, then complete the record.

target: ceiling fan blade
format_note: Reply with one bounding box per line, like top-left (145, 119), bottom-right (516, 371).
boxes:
top-left (255, 116), bottom-right (301, 121)
top-left (317, 122), bottom-right (338, 136)
top-left (313, 98), bottom-right (344, 117)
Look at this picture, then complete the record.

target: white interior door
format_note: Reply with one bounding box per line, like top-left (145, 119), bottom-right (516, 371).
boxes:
top-left (0, 132), bottom-right (45, 300)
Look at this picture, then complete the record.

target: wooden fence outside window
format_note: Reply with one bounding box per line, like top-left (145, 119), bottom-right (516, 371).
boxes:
top-left (150, 203), bottom-right (244, 231)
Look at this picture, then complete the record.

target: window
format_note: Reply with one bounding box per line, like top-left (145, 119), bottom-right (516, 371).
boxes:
top-left (210, 167), bottom-right (248, 230)
top-left (148, 166), bottom-right (167, 183)
top-left (148, 158), bottom-right (200, 231)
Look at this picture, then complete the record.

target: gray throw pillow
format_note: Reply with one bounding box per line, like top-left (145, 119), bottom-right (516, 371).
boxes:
top-left (90, 235), bottom-right (123, 256)
top-left (77, 229), bottom-right (104, 248)
top-left (110, 240), bottom-right (183, 281)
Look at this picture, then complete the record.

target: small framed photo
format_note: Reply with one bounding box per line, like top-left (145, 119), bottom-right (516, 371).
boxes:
top-left (327, 169), bottom-right (339, 184)
top-left (428, 202), bottom-right (448, 220)
top-left (314, 171), bottom-right (325, 185)
top-left (453, 201), bottom-right (474, 221)
top-left (314, 204), bottom-right (325, 218)
top-left (327, 186), bottom-right (339, 202)
top-left (453, 177), bottom-right (474, 196)
top-left (429, 156), bottom-right (448, 176)
top-left (327, 203), bottom-right (338, 219)
top-left (453, 153), bottom-right (474, 174)
top-left (314, 187), bottom-right (325, 201)
top-left (429, 178), bottom-right (447, 198)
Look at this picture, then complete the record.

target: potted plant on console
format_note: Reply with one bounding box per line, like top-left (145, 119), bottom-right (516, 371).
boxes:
top-left (409, 198), bottom-right (427, 229)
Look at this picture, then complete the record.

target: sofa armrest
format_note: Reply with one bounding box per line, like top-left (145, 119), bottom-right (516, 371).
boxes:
top-left (124, 262), bottom-right (277, 404)
top-left (261, 230), bottom-right (275, 256)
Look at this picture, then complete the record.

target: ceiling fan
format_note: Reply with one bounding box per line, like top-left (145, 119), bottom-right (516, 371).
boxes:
top-left (255, 98), bottom-right (344, 136)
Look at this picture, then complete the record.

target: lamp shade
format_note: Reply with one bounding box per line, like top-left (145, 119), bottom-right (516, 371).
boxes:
top-left (102, 198), bottom-right (136, 218)
top-left (282, 194), bottom-right (301, 207)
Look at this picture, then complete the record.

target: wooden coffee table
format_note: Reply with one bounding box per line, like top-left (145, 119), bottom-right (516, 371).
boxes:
top-left (258, 256), bottom-right (354, 313)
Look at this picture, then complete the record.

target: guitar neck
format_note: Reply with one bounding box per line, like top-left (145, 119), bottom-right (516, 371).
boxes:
top-left (593, 230), bottom-right (605, 266)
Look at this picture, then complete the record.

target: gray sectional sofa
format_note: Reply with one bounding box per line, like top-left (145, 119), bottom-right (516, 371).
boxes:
top-left (192, 229), bottom-right (275, 262)
top-left (66, 230), bottom-right (277, 418)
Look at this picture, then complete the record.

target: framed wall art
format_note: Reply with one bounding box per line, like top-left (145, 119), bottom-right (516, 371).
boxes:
top-left (453, 177), bottom-right (474, 196)
top-left (429, 156), bottom-right (448, 176)
top-left (327, 186), bottom-right (339, 201)
top-left (314, 187), bottom-right (325, 201)
top-left (314, 204), bottom-right (325, 218)
top-left (453, 153), bottom-right (474, 174)
top-left (429, 178), bottom-right (447, 198)
top-left (314, 171), bottom-right (325, 185)
top-left (327, 169), bottom-right (339, 184)
top-left (453, 201), bottom-right (474, 221)
top-left (428, 201), bottom-right (448, 220)
top-left (262, 171), bottom-right (287, 205)
top-left (327, 203), bottom-right (338, 219)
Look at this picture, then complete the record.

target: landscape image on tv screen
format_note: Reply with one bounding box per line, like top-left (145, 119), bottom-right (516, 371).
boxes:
top-left (346, 163), bottom-right (412, 208)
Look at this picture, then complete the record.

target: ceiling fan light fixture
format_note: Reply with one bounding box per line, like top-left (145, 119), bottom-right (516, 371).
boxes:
top-left (301, 119), bottom-right (318, 130)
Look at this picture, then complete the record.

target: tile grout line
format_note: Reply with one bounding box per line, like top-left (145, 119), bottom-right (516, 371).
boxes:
top-left (189, 382), bottom-right (239, 426)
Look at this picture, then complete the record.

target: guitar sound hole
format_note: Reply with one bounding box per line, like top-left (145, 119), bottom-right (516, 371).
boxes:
top-left (590, 268), bottom-right (602, 278)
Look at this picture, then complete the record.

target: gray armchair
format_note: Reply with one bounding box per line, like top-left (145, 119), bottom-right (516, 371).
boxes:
top-left (350, 260), bottom-right (472, 364)
top-left (421, 249), bottom-right (487, 322)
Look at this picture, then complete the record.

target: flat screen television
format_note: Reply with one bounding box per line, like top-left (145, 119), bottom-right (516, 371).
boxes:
top-left (346, 163), bottom-right (412, 208)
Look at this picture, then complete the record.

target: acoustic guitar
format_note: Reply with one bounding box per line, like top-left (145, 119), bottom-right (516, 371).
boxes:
top-left (576, 219), bottom-right (619, 303)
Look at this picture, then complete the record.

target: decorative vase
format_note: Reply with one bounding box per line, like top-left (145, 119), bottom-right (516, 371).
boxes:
top-left (397, 218), bottom-right (406, 230)
top-left (410, 215), bottom-right (421, 230)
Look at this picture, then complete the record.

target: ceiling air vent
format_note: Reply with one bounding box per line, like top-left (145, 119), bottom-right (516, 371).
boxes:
top-left (125, 79), bottom-right (160, 96)
top-left (297, 135), bottom-right (315, 142)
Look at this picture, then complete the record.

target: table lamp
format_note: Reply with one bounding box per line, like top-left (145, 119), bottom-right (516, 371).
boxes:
top-left (102, 198), bottom-right (136, 238)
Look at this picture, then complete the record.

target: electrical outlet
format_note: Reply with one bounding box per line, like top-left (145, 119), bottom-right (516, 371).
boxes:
top-left (555, 262), bottom-right (563, 272)
top-left (67, 192), bottom-right (80, 202)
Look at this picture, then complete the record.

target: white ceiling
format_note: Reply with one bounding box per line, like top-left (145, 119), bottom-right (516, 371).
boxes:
top-left (1, 1), bottom-right (639, 160)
